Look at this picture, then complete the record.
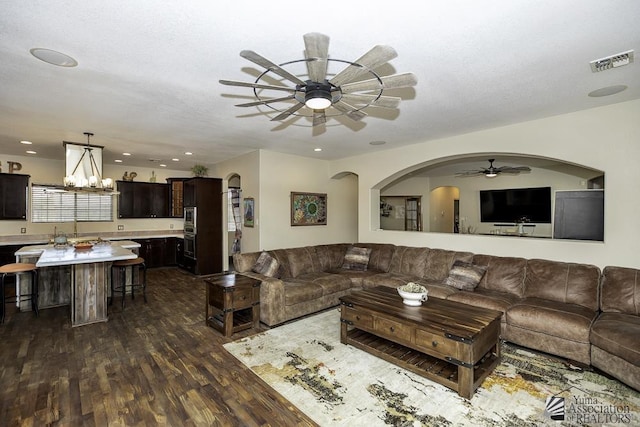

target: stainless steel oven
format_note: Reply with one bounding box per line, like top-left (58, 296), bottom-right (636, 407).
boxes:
top-left (184, 206), bottom-right (197, 229)
top-left (184, 233), bottom-right (196, 259)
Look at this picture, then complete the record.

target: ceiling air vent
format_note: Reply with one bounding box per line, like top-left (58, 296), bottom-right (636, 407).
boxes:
top-left (590, 50), bottom-right (634, 72)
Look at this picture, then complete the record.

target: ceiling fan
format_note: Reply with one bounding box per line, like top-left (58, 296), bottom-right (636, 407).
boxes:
top-left (219, 32), bottom-right (417, 126)
top-left (456, 159), bottom-right (532, 178)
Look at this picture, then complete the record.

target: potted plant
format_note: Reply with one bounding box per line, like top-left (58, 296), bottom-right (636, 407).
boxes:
top-left (191, 164), bottom-right (208, 177)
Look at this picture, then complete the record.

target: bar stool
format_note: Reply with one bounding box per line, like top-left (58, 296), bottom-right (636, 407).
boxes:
top-left (110, 257), bottom-right (147, 309)
top-left (1, 262), bottom-right (38, 324)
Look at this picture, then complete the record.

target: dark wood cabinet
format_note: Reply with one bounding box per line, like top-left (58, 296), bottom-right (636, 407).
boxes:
top-left (117, 181), bottom-right (170, 218)
top-left (134, 237), bottom-right (180, 268)
top-left (183, 178), bottom-right (223, 275)
top-left (167, 178), bottom-right (188, 218)
top-left (183, 179), bottom-right (196, 207)
top-left (0, 173), bottom-right (29, 220)
top-left (175, 238), bottom-right (184, 268)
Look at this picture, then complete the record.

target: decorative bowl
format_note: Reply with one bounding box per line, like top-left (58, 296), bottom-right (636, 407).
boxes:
top-left (397, 282), bottom-right (428, 306)
top-left (73, 243), bottom-right (93, 251)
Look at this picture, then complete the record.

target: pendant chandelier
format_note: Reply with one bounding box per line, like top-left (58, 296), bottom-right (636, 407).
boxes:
top-left (63, 132), bottom-right (113, 190)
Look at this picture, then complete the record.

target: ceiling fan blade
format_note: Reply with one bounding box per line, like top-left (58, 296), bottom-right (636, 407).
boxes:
top-left (329, 45), bottom-right (398, 87)
top-left (303, 32), bottom-right (330, 82)
top-left (498, 167), bottom-right (532, 174)
top-left (312, 110), bottom-right (326, 127)
top-left (455, 171), bottom-right (484, 177)
top-left (340, 93), bottom-right (401, 109)
top-left (340, 72), bottom-right (418, 93)
top-left (271, 102), bottom-right (305, 121)
top-left (240, 50), bottom-right (305, 86)
top-left (235, 95), bottom-right (297, 107)
top-left (332, 100), bottom-right (367, 121)
top-left (219, 79), bottom-right (297, 92)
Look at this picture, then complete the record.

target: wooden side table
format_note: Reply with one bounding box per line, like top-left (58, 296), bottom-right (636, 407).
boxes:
top-left (205, 273), bottom-right (261, 336)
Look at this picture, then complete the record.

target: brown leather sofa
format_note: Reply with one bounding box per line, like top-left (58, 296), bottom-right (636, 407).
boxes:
top-left (233, 243), bottom-right (637, 391)
top-left (590, 266), bottom-right (640, 391)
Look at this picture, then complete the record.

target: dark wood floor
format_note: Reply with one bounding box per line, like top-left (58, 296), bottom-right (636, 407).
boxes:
top-left (0, 267), bottom-right (317, 426)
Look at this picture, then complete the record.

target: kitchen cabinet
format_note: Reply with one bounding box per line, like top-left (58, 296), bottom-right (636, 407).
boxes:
top-left (183, 179), bottom-right (196, 207)
top-left (0, 173), bottom-right (29, 220)
top-left (167, 177), bottom-right (189, 218)
top-left (117, 181), bottom-right (170, 218)
top-left (175, 238), bottom-right (184, 268)
top-left (134, 237), bottom-right (180, 268)
top-left (182, 178), bottom-right (223, 275)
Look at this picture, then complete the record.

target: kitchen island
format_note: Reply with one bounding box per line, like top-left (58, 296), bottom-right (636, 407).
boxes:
top-left (15, 240), bottom-right (140, 327)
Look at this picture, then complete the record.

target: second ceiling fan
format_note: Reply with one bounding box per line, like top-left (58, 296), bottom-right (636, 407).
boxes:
top-left (456, 159), bottom-right (532, 178)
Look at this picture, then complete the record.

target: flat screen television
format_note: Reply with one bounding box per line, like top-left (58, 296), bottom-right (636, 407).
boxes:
top-left (480, 186), bottom-right (552, 223)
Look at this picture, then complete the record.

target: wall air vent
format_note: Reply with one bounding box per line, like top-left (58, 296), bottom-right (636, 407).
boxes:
top-left (590, 50), bottom-right (634, 73)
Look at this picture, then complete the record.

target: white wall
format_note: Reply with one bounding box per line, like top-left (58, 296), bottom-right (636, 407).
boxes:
top-left (210, 150), bottom-right (261, 257)
top-left (429, 186), bottom-right (459, 233)
top-left (213, 149), bottom-right (359, 252)
top-left (330, 99), bottom-right (640, 270)
top-left (258, 150), bottom-right (358, 250)
top-left (0, 154), bottom-right (187, 237)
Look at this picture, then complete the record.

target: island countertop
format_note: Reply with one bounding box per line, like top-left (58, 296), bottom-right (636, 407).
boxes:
top-left (16, 240), bottom-right (140, 267)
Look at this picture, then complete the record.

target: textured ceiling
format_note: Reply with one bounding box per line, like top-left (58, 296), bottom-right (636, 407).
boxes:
top-left (1, 1), bottom-right (639, 172)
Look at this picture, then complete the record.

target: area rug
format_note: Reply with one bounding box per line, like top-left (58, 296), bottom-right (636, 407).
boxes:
top-left (224, 309), bottom-right (640, 426)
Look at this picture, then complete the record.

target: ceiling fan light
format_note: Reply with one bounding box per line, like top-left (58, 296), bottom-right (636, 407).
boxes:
top-left (304, 89), bottom-right (332, 109)
top-left (486, 172), bottom-right (498, 178)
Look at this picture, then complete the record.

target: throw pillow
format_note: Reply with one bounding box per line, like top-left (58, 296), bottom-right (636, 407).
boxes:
top-left (342, 246), bottom-right (372, 271)
top-left (252, 251), bottom-right (280, 278)
top-left (443, 260), bottom-right (487, 291)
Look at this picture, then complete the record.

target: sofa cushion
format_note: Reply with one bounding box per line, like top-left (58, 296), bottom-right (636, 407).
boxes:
top-left (423, 249), bottom-right (474, 282)
top-left (507, 297), bottom-right (596, 343)
top-left (447, 289), bottom-right (517, 321)
top-left (328, 268), bottom-right (384, 288)
top-left (286, 247), bottom-right (321, 278)
top-left (388, 246), bottom-right (430, 277)
top-left (252, 251), bottom-right (280, 277)
top-left (443, 260), bottom-right (487, 291)
top-left (314, 244), bottom-right (351, 271)
top-left (353, 243), bottom-right (395, 272)
top-left (600, 266), bottom-right (640, 315)
top-left (271, 249), bottom-right (293, 279)
top-left (473, 254), bottom-right (527, 297)
top-left (524, 259), bottom-right (600, 311)
top-left (341, 246), bottom-right (372, 271)
top-left (283, 281), bottom-right (324, 305)
top-left (293, 272), bottom-right (353, 296)
top-left (590, 312), bottom-right (640, 366)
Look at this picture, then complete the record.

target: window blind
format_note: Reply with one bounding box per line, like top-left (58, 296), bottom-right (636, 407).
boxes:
top-left (31, 185), bottom-right (113, 223)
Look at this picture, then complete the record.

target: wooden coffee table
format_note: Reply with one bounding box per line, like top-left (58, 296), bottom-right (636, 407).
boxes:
top-left (340, 286), bottom-right (502, 399)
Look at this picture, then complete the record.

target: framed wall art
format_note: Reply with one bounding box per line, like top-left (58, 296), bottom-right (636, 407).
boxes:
top-left (243, 197), bottom-right (255, 227)
top-left (291, 192), bottom-right (327, 226)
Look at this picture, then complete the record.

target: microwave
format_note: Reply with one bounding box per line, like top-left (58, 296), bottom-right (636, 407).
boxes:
top-left (184, 206), bottom-right (196, 226)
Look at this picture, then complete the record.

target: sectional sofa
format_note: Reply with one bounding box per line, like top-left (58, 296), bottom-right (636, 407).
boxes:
top-left (232, 243), bottom-right (639, 391)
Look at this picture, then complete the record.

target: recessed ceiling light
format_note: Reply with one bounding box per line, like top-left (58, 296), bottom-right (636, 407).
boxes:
top-left (30, 48), bottom-right (78, 67)
top-left (369, 140), bottom-right (386, 146)
top-left (184, 151), bottom-right (193, 155)
top-left (159, 164), bottom-right (167, 167)
top-left (122, 152), bottom-right (131, 156)
top-left (114, 159), bottom-right (123, 163)
top-left (172, 158), bottom-right (179, 161)
top-left (588, 85), bottom-right (628, 97)
top-left (20, 140), bottom-right (33, 145)
top-left (26, 150), bottom-right (37, 154)
top-left (314, 148), bottom-right (322, 152)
